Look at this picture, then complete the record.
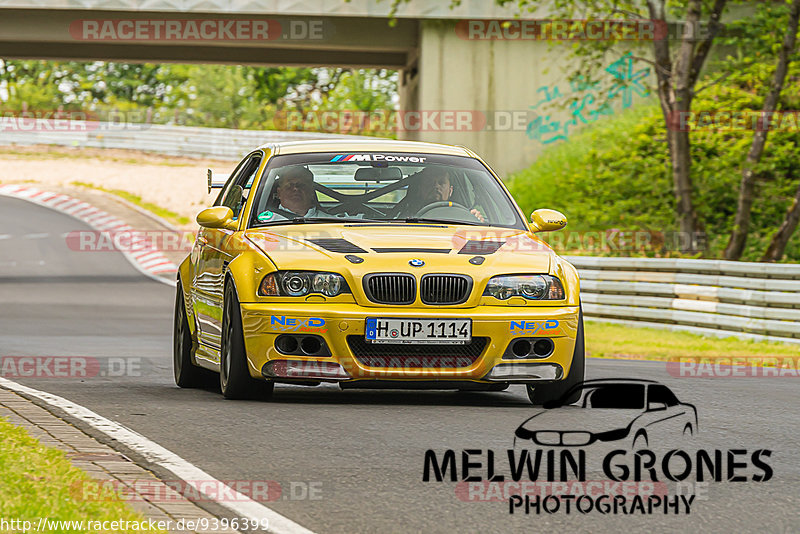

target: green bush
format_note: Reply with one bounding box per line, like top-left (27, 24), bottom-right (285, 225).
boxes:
top-left (506, 62), bottom-right (800, 262)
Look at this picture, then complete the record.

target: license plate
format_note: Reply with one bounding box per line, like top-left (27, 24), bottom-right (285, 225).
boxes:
top-left (365, 318), bottom-right (471, 344)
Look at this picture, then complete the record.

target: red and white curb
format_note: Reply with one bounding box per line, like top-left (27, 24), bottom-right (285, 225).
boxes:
top-left (0, 184), bottom-right (178, 283)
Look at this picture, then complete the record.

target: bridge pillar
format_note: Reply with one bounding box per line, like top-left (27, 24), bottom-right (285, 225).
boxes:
top-left (401, 20), bottom-right (570, 177)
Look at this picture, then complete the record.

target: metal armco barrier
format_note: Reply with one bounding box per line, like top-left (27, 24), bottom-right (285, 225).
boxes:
top-left (0, 120), bottom-right (365, 160)
top-left (4, 123), bottom-right (799, 344)
top-left (566, 256), bottom-right (800, 345)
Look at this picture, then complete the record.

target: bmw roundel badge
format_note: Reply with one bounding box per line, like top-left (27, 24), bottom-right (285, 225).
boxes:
top-left (409, 259), bottom-right (425, 267)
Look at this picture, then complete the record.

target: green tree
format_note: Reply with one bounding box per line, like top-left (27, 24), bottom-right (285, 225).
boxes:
top-left (182, 64), bottom-right (265, 129)
top-left (724, 0), bottom-right (800, 260)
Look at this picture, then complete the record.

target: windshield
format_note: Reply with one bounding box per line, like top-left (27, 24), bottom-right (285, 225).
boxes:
top-left (247, 152), bottom-right (526, 229)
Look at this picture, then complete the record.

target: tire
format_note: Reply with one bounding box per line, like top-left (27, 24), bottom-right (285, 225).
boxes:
top-left (220, 281), bottom-right (274, 400)
top-left (526, 306), bottom-right (586, 406)
top-left (173, 282), bottom-right (209, 388)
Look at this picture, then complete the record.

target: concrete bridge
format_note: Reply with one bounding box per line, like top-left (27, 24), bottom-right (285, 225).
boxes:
top-left (0, 1), bottom-right (648, 175)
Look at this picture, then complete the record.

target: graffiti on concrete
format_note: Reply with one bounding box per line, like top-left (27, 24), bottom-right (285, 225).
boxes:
top-left (527, 52), bottom-right (650, 145)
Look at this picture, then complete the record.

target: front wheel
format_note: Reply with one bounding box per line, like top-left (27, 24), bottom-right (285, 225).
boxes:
top-left (173, 282), bottom-right (210, 388)
top-left (526, 306), bottom-right (585, 406)
top-left (220, 282), bottom-right (274, 400)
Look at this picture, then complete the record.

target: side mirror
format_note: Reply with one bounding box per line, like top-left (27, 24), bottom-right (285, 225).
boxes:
top-left (647, 401), bottom-right (667, 412)
top-left (530, 209), bottom-right (567, 232)
top-left (197, 206), bottom-right (235, 229)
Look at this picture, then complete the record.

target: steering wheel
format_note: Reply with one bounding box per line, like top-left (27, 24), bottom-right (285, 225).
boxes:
top-left (414, 201), bottom-right (477, 221)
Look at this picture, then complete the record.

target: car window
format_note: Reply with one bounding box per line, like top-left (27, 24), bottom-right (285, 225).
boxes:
top-left (648, 385), bottom-right (679, 407)
top-left (248, 152), bottom-right (527, 229)
top-left (585, 384), bottom-right (646, 409)
top-left (220, 154), bottom-right (261, 220)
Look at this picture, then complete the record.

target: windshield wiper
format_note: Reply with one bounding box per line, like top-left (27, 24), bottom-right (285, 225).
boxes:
top-left (401, 217), bottom-right (484, 226)
top-left (288, 217), bottom-right (356, 224)
top-left (255, 217), bottom-right (383, 226)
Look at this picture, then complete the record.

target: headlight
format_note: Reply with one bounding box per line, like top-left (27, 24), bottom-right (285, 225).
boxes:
top-left (282, 272), bottom-right (311, 296)
top-left (483, 275), bottom-right (565, 301)
top-left (259, 271), bottom-right (350, 297)
top-left (594, 427), bottom-right (630, 442)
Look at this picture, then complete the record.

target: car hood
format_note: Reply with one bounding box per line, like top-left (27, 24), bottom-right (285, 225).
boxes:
top-left (518, 408), bottom-right (643, 434)
top-left (244, 224), bottom-right (552, 274)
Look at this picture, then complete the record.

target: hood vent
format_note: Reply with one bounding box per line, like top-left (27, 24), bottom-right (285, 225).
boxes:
top-left (308, 238), bottom-right (367, 254)
top-left (458, 240), bottom-right (505, 255)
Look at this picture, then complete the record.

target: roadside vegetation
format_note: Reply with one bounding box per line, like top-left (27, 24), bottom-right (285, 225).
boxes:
top-left (497, 0), bottom-right (800, 262)
top-left (0, 62), bottom-right (397, 134)
top-left (0, 418), bottom-right (162, 532)
top-left (507, 57), bottom-right (800, 262)
top-left (586, 321), bottom-right (799, 362)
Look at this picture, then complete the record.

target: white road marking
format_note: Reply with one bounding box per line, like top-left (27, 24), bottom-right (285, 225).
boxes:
top-left (0, 188), bottom-right (177, 287)
top-left (0, 234), bottom-right (10, 240)
top-left (0, 377), bottom-right (316, 534)
top-left (23, 233), bottom-right (50, 239)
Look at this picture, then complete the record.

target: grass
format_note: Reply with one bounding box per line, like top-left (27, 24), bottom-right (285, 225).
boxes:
top-left (71, 181), bottom-right (191, 226)
top-left (586, 320), bottom-right (800, 364)
top-left (0, 418), bottom-right (165, 533)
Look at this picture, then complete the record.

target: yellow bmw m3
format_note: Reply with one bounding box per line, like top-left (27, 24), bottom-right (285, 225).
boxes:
top-left (174, 139), bottom-right (583, 404)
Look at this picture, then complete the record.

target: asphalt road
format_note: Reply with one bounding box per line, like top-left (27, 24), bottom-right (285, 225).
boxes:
top-left (1, 195), bottom-right (797, 534)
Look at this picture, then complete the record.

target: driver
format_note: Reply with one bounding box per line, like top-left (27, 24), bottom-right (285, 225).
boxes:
top-left (403, 167), bottom-right (485, 222)
top-left (255, 166), bottom-right (333, 223)
top-left (263, 165), bottom-right (332, 220)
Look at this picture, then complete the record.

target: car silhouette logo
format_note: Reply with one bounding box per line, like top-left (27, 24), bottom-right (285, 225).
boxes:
top-left (514, 379), bottom-right (697, 449)
top-left (409, 259), bottom-right (425, 267)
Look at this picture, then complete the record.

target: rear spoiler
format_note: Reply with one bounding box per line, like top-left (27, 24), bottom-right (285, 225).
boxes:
top-left (207, 169), bottom-right (229, 194)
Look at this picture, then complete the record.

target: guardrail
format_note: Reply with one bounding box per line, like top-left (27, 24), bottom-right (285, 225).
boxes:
top-left (5, 123), bottom-right (798, 344)
top-left (0, 120), bottom-right (365, 160)
top-left (566, 256), bottom-right (800, 345)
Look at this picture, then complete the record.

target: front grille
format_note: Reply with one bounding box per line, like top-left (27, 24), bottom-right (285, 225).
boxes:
top-left (347, 336), bottom-right (488, 368)
top-left (363, 273), bottom-right (416, 305)
top-left (420, 274), bottom-right (472, 305)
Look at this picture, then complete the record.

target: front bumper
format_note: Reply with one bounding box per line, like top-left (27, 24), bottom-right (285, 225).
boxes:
top-left (239, 303), bottom-right (580, 383)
